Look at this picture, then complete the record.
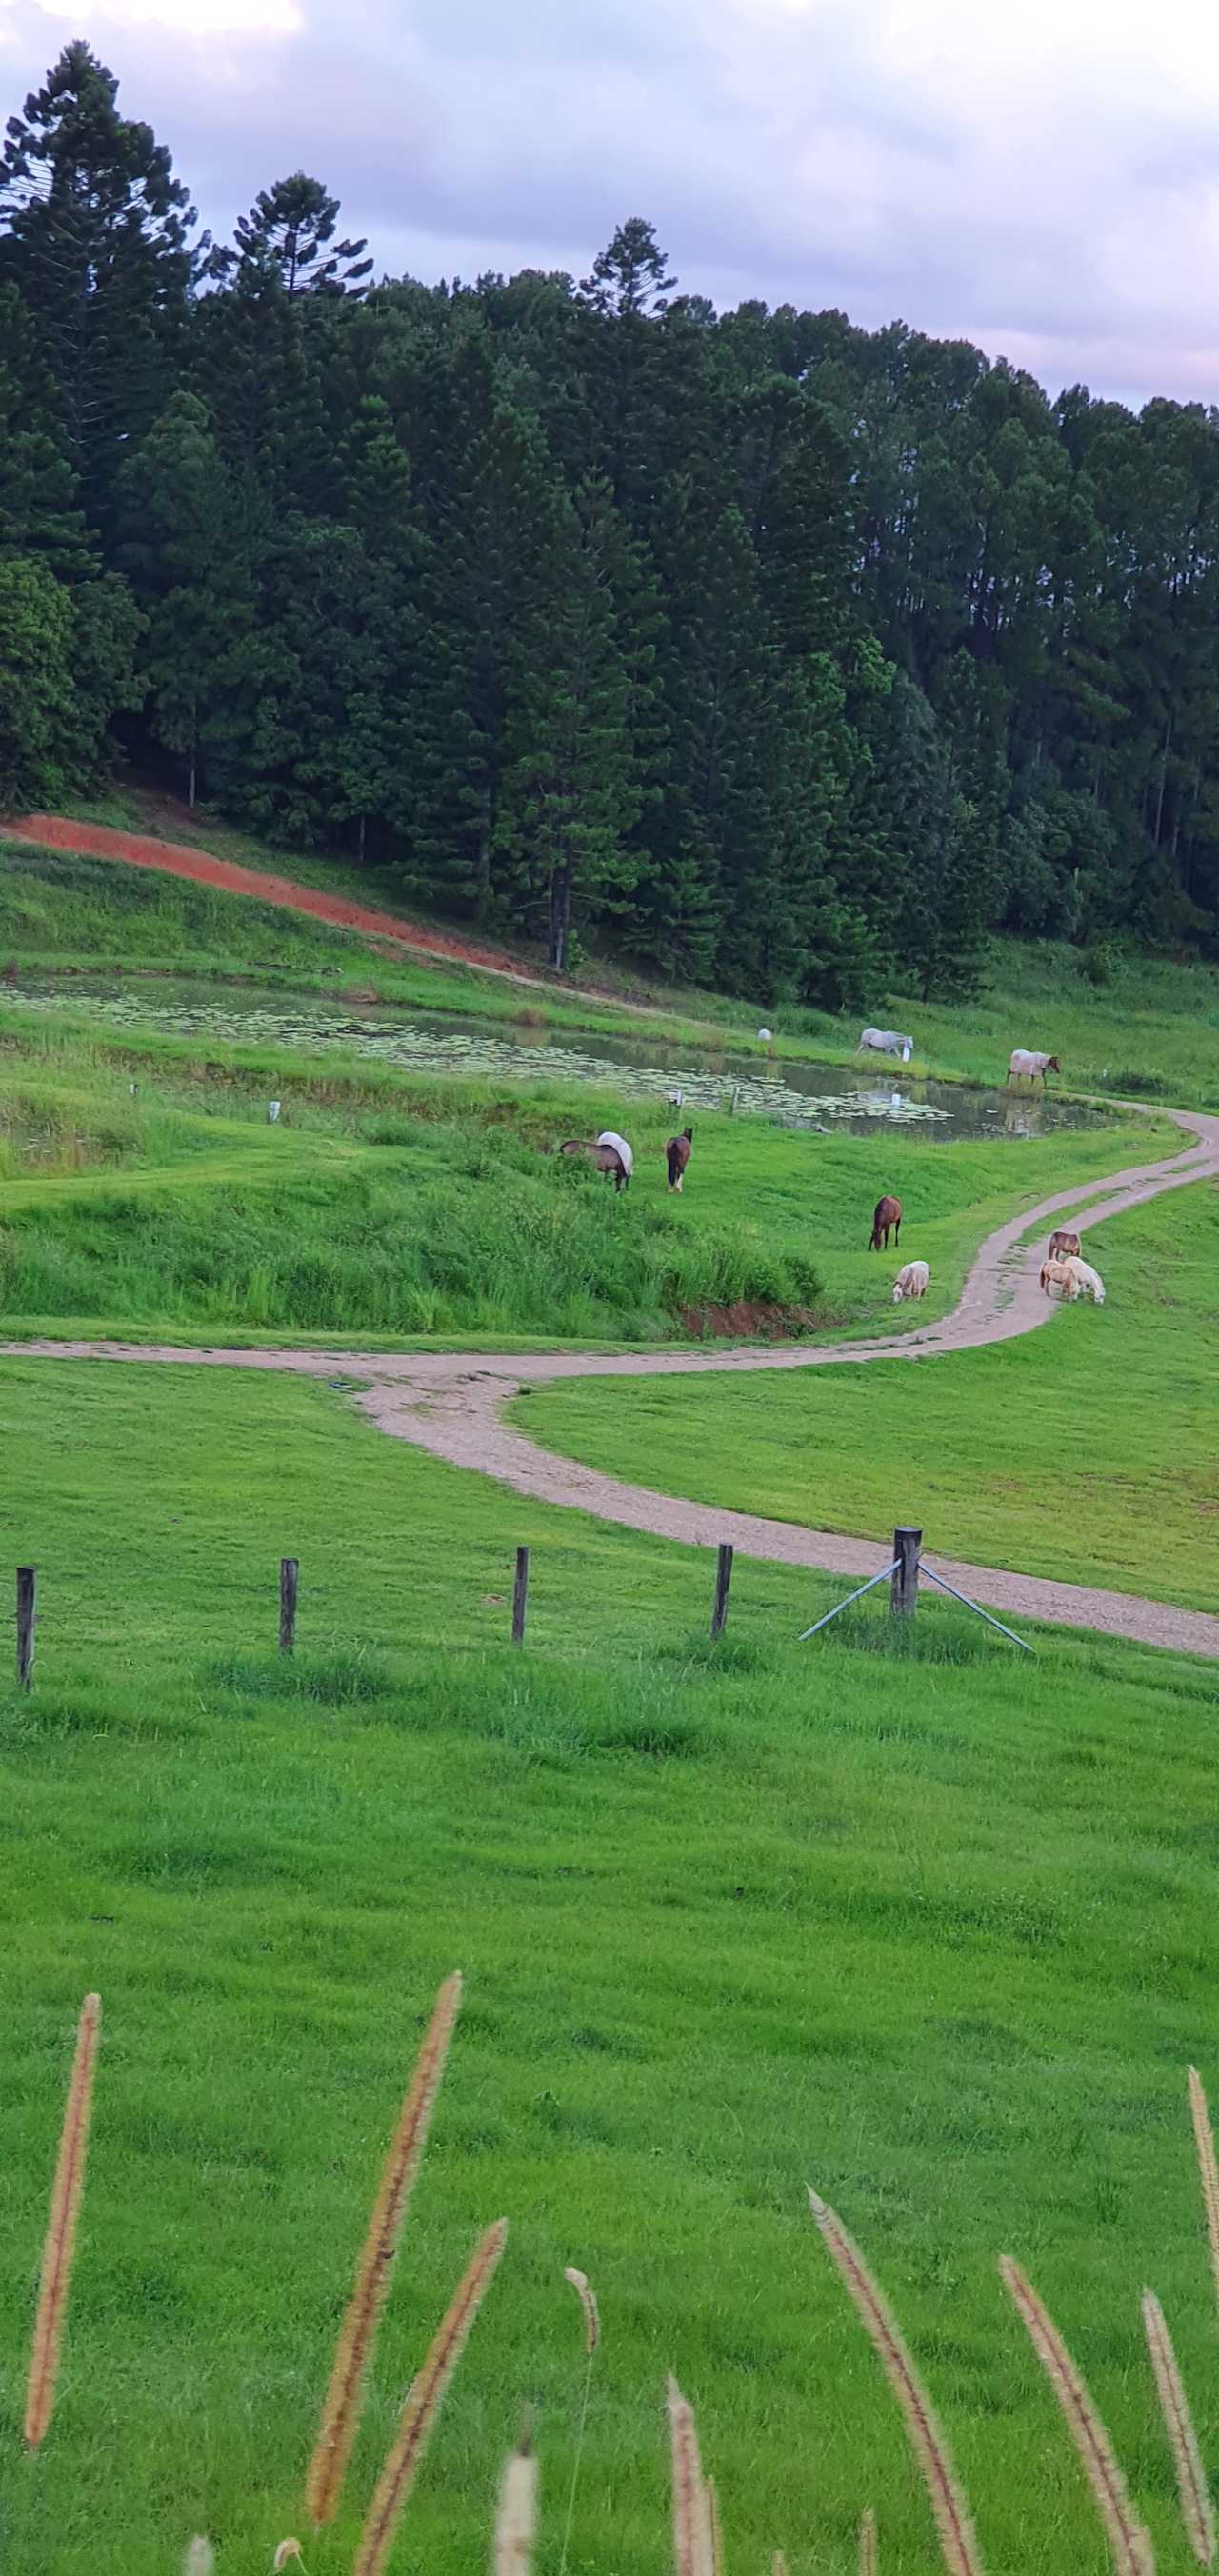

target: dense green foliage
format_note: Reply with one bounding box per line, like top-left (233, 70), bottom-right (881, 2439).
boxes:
top-left (3, 1353), bottom-right (1219, 2576)
top-left (7, 47), bottom-right (1219, 992)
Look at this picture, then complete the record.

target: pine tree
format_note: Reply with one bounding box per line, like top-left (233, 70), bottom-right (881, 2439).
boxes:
top-left (0, 281), bottom-right (90, 576)
top-left (220, 171), bottom-right (372, 298)
top-left (116, 390), bottom-right (256, 806)
top-left (495, 474), bottom-right (639, 968)
top-left (0, 43), bottom-right (194, 516)
top-left (406, 403), bottom-right (554, 914)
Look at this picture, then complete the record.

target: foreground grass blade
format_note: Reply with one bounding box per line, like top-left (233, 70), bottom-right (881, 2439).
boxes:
top-left (706, 2473), bottom-right (724, 2576)
top-left (493, 2429), bottom-right (538, 2576)
top-left (999, 2257), bottom-right (1152, 2576)
top-left (859, 2507), bottom-right (877, 2576)
top-left (1142, 2290), bottom-right (1215, 2565)
top-left (352, 2217), bottom-right (508, 2576)
top-left (1188, 2069), bottom-right (1219, 2314)
top-left (807, 2190), bottom-right (984, 2576)
top-left (25, 1991), bottom-right (101, 2450)
top-left (307, 1969), bottom-right (463, 2528)
top-left (182, 2546), bottom-right (214, 2576)
top-left (560, 2267), bottom-right (600, 2576)
top-left (668, 2378), bottom-right (714, 2576)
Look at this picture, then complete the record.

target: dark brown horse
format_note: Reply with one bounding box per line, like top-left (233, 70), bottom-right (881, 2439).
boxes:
top-left (666, 1127), bottom-right (693, 1191)
top-left (560, 1138), bottom-right (631, 1192)
top-left (869, 1194), bottom-right (902, 1250)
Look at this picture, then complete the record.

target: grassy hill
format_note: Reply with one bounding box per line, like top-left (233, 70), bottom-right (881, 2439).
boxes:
top-left (5, 813), bottom-right (1219, 1102)
top-left (0, 1017), bottom-right (1163, 1344)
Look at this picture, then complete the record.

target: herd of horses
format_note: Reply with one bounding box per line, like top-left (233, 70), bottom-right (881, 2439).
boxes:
top-left (559, 1034), bottom-right (1102, 1310)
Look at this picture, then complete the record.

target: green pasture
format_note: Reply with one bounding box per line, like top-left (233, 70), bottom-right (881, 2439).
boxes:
top-left (0, 1015), bottom-right (1166, 1345)
top-left (5, 827), bottom-right (1219, 1104)
top-left (522, 1180), bottom-right (1219, 1613)
top-left (2, 1352), bottom-right (1218, 2576)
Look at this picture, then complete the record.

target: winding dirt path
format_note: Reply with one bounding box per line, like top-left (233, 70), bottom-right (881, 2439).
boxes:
top-left (4, 1106), bottom-right (1217, 1656)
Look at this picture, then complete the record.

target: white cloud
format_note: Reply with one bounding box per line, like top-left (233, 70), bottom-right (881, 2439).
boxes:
top-left (33, 0), bottom-right (300, 26)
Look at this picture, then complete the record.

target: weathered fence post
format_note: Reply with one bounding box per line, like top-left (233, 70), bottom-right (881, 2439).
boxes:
top-left (711, 1543), bottom-right (734, 1639)
top-left (16, 1566), bottom-right (35, 1690)
top-left (511, 1546), bottom-right (530, 1645)
top-left (279, 1557), bottom-right (299, 1654)
top-left (890, 1527), bottom-right (922, 1620)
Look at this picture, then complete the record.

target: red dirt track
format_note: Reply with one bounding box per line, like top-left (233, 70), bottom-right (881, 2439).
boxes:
top-left (6, 813), bottom-right (534, 979)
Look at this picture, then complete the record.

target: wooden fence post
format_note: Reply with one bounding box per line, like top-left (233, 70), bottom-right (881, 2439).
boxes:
top-left (511, 1547), bottom-right (530, 1645)
top-left (16, 1566), bottom-right (35, 1691)
top-left (279, 1557), bottom-right (298, 1654)
top-left (890, 1528), bottom-right (922, 1620)
top-left (711, 1543), bottom-right (734, 1639)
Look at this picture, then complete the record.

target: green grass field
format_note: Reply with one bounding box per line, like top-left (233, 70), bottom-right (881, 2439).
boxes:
top-left (6, 822), bottom-right (1219, 1103)
top-left (4, 829), bottom-right (1218, 2574)
top-left (0, 1018), bottom-right (1166, 1346)
top-left (521, 1179), bottom-right (1219, 1612)
top-left (3, 1351), bottom-right (1219, 2576)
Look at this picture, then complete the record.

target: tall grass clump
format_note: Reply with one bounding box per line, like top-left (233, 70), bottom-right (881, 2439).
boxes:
top-left (0, 1154), bottom-right (823, 1341)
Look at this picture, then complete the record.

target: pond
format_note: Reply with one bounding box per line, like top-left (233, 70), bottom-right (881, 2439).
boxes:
top-left (1, 974), bottom-right (1122, 1143)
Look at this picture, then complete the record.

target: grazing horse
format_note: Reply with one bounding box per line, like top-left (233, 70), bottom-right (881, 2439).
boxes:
top-left (1048, 1228), bottom-right (1081, 1262)
top-left (869, 1194), bottom-right (902, 1250)
top-left (892, 1258), bottom-right (929, 1302)
top-left (1009, 1048), bottom-right (1061, 1085)
top-left (1061, 1255), bottom-right (1106, 1304)
top-left (666, 1127), bottom-right (693, 1191)
top-left (560, 1135), bottom-right (632, 1191)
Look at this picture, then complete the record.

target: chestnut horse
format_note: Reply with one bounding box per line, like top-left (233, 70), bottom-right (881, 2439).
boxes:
top-left (869, 1194), bottom-right (902, 1250)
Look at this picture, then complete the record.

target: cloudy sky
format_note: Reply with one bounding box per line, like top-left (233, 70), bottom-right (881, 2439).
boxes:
top-left (1, 0), bottom-right (1217, 408)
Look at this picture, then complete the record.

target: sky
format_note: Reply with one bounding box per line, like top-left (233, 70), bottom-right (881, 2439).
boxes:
top-left (2, 0), bottom-right (1219, 409)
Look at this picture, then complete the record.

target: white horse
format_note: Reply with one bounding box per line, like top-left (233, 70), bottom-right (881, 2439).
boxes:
top-left (859, 1028), bottom-right (913, 1062)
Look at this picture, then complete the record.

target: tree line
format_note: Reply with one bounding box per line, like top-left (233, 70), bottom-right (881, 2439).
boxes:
top-left (2, 41), bottom-right (1218, 998)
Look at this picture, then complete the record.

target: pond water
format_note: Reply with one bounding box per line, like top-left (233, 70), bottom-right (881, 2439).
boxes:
top-left (2, 974), bottom-right (1121, 1143)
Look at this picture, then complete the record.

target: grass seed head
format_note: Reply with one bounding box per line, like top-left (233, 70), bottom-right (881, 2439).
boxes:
top-left (999, 2256), bottom-right (1152, 2576)
top-left (25, 1991), bottom-right (101, 2451)
top-left (1188, 2069), bottom-right (1219, 2314)
top-left (808, 2188), bottom-right (984, 2576)
top-left (1142, 2290), bottom-right (1215, 2566)
top-left (305, 1970), bottom-right (463, 2528)
top-left (564, 2266), bottom-right (600, 2358)
top-left (493, 2432), bottom-right (539, 2576)
top-left (352, 2217), bottom-right (508, 2576)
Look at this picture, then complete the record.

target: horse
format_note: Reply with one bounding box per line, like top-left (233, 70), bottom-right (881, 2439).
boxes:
top-left (560, 1135), bottom-right (632, 1191)
top-left (1009, 1048), bottom-right (1061, 1085)
top-left (869, 1194), bottom-right (902, 1250)
top-left (892, 1259), bottom-right (929, 1302)
top-left (666, 1128), bottom-right (693, 1192)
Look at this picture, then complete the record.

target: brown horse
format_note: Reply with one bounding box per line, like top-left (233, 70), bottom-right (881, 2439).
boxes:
top-left (666, 1128), bottom-right (693, 1191)
top-left (1048, 1228), bottom-right (1081, 1262)
top-left (869, 1194), bottom-right (902, 1250)
top-left (560, 1139), bottom-right (630, 1192)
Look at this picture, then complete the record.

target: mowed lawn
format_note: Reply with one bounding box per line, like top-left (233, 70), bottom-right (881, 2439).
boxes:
top-left (522, 1180), bottom-right (1219, 1614)
top-left (2, 1356), bottom-right (1219, 2576)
